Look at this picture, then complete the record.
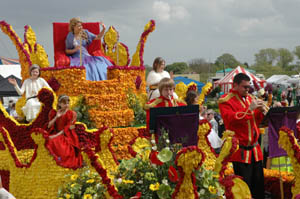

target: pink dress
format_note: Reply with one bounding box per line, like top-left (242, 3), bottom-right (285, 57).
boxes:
top-left (46, 109), bottom-right (82, 169)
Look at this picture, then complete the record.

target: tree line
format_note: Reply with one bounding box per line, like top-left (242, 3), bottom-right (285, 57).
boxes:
top-left (145, 46), bottom-right (300, 80)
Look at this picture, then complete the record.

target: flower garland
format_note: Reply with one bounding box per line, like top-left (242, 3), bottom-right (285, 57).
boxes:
top-left (214, 131), bottom-right (241, 199)
top-left (172, 146), bottom-right (205, 199)
top-left (84, 147), bottom-right (122, 199)
top-left (197, 120), bottom-right (217, 170)
top-left (0, 21), bottom-right (32, 79)
top-left (23, 25), bottom-right (50, 68)
top-left (198, 82), bottom-right (212, 105)
top-left (130, 20), bottom-right (155, 66)
top-left (278, 126), bottom-right (300, 197)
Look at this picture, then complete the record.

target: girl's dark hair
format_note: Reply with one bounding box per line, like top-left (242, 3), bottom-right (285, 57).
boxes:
top-left (57, 95), bottom-right (70, 110)
top-left (185, 90), bottom-right (198, 105)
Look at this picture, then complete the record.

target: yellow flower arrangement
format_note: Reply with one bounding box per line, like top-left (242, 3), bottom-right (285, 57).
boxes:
top-left (83, 194), bottom-right (92, 199)
top-left (149, 182), bottom-right (160, 191)
top-left (86, 179), bottom-right (95, 183)
top-left (123, 179), bottom-right (134, 184)
top-left (209, 185), bottom-right (217, 194)
top-left (71, 174), bottom-right (78, 181)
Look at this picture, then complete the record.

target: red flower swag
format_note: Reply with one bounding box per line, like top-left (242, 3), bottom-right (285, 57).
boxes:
top-left (172, 146), bottom-right (205, 199)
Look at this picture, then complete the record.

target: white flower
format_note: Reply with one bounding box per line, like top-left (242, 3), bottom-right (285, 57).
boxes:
top-left (200, 189), bottom-right (205, 194)
top-left (165, 147), bottom-right (170, 150)
top-left (166, 139), bottom-right (170, 143)
top-left (152, 146), bottom-right (157, 151)
top-left (137, 180), bottom-right (143, 184)
top-left (117, 178), bottom-right (122, 183)
top-left (162, 179), bottom-right (168, 185)
top-left (151, 139), bottom-right (156, 144)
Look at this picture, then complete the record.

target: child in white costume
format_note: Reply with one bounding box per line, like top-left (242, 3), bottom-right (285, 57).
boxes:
top-left (8, 64), bottom-right (51, 122)
top-left (0, 176), bottom-right (16, 199)
top-left (146, 57), bottom-right (178, 100)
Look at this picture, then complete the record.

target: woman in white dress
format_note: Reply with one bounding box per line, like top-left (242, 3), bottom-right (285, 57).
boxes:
top-left (146, 57), bottom-right (178, 100)
top-left (8, 64), bottom-right (51, 122)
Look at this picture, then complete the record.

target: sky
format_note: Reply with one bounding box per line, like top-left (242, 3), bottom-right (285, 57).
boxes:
top-left (1, 0), bottom-right (300, 67)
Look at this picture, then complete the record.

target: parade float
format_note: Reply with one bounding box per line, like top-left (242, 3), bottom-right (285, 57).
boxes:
top-left (0, 19), bottom-right (299, 199)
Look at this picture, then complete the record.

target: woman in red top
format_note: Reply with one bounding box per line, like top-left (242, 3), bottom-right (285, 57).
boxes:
top-left (46, 95), bottom-right (82, 169)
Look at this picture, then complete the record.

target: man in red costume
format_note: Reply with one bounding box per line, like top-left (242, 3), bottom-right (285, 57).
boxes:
top-left (218, 73), bottom-right (266, 199)
top-left (144, 77), bottom-right (186, 129)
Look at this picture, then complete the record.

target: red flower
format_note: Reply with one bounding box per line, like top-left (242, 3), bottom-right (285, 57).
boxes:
top-left (150, 151), bottom-right (163, 166)
top-left (168, 165), bottom-right (178, 182)
top-left (135, 76), bottom-right (142, 90)
top-left (130, 192), bottom-right (142, 199)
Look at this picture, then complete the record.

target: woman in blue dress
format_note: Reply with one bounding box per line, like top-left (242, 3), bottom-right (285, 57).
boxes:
top-left (65, 17), bottom-right (113, 81)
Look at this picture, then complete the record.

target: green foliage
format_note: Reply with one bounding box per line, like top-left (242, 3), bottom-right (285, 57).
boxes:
top-left (254, 48), bottom-right (279, 66)
top-left (127, 89), bottom-right (146, 126)
top-left (277, 48), bottom-right (294, 68)
top-left (165, 62), bottom-right (188, 74)
top-left (73, 95), bottom-right (96, 129)
top-left (208, 86), bottom-right (221, 98)
top-left (204, 100), bottom-right (219, 113)
top-left (294, 46), bottom-right (300, 60)
top-left (215, 53), bottom-right (240, 68)
top-left (195, 167), bottom-right (224, 198)
top-left (112, 129), bottom-right (179, 199)
top-left (57, 167), bottom-right (106, 199)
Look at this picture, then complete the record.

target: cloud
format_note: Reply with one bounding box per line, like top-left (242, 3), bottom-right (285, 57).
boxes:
top-left (152, 1), bottom-right (189, 22)
top-left (153, 1), bottom-right (171, 22)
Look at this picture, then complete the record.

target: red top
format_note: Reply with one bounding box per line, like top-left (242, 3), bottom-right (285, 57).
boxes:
top-left (46, 109), bottom-right (82, 169)
top-left (218, 89), bottom-right (264, 163)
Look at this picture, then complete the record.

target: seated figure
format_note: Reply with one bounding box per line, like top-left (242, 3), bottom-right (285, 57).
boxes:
top-left (53, 18), bottom-right (113, 81)
top-left (8, 64), bottom-right (51, 122)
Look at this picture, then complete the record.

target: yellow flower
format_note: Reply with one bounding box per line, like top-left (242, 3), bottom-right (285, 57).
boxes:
top-left (71, 183), bottom-right (76, 188)
top-left (86, 179), bottom-right (95, 183)
top-left (123, 179), bottom-right (134, 184)
top-left (83, 194), bottom-right (93, 199)
top-left (65, 194), bottom-right (71, 199)
top-left (70, 174), bottom-right (78, 181)
top-left (209, 185), bottom-right (217, 194)
top-left (149, 182), bottom-right (160, 191)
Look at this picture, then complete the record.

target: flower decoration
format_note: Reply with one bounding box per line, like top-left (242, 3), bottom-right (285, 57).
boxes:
top-left (47, 77), bottom-right (61, 92)
top-left (57, 167), bottom-right (107, 199)
top-left (135, 75), bottom-right (142, 90)
top-left (131, 20), bottom-right (155, 66)
top-left (168, 165), bottom-right (178, 182)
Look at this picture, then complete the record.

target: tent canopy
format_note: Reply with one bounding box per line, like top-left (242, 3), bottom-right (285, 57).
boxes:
top-left (0, 57), bottom-right (19, 65)
top-left (0, 75), bottom-right (21, 97)
top-left (214, 66), bottom-right (265, 93)
top-left (266, 75), bottom-right (291, 84)
top-left (173, 76), bottom-right (205, 92)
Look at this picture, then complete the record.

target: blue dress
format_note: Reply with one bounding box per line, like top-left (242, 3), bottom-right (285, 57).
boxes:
top-left (65, 30), bottom-right (112, 81)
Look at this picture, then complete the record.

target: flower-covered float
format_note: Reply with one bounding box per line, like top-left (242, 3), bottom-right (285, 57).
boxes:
top-left (0, 19), bottom-right (299, 199)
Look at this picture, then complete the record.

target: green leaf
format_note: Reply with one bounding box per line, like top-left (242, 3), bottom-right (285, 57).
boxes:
top-left (157, 184), bottom-right (172, 199)
top-left (157, 148), bottom-right (172, 163)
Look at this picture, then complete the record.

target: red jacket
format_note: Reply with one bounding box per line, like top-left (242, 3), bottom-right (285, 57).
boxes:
top-left (218, 89), bottom-right (264, 163)
top-left (144, 95), bottom-right (186, 129)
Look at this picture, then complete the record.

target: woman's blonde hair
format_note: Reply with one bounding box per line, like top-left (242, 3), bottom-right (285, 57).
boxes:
top-left (158, 78), bottom-right (175, 94)
top-left (152, 57), bottom-right (165, 72)
top-left (69, 17), bottom-right (88, 41)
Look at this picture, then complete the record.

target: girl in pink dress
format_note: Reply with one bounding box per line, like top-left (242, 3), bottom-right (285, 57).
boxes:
top-left (46, 95), bottom-right (82, 169)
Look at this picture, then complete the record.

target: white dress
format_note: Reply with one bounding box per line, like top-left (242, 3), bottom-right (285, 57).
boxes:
top-left (0, 188), bottom-right (16, 199)
top-left (14, 77), bottom-right (50, 121)
top-left (146, 70), bottom-right (178, 100)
